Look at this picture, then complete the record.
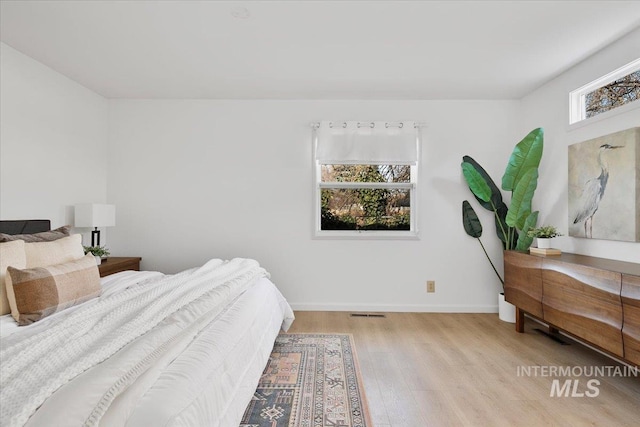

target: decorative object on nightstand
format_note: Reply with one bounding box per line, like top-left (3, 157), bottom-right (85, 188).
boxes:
top-left (74, 204), bottom-right (116, 247)
top-left (98, 257), bottom-right (142, 277)
top-left (83, 245), bottom-right (111, 265)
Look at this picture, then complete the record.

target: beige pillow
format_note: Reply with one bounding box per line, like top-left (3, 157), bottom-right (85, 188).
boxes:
top-left (0, 225), bottom-right (71, 243)
top-left (25, 234), bottom-right (84, 268)
top-left (6, 254), bottom-right (101, 325)
top-left (0, 240), bottom-right (27, 315)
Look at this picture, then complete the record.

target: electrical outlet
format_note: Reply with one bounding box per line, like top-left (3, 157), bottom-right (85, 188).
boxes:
top-left (427, 280), bottom-right (435, 293)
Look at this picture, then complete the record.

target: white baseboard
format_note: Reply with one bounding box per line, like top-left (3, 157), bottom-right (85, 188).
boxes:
top-left (288, 303), bottom-right (498, 313)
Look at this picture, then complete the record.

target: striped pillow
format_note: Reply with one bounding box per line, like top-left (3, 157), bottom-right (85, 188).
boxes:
top-left (6, 254), bottom-right (101, 326)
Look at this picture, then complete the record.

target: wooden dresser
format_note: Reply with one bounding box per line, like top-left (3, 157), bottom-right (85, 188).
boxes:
top-left (504, 251), bottom-right (640, 365)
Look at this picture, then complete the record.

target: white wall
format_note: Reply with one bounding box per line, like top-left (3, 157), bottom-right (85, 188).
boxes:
top-left (521, 28), bottom-right (640, 263)
top-left (0, 43), bottom-right (109, 234)
top-left (107, 100), bottom-right (521, 311)
top-left (4, 26), bottom-right (637, 312)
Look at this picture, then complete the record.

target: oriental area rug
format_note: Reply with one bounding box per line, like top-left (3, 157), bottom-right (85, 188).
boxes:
top-left (240, 333), bottom-right (372, 427)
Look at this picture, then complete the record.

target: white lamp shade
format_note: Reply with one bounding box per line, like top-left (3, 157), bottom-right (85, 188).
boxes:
top-left (74, 204), bottom-right (116, 228)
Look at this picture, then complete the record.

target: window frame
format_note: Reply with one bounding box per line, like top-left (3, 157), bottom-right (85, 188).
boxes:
top-left (312, 128), bottom-right (421, 240)
top-left (569, 57), bottom-right (640, 125)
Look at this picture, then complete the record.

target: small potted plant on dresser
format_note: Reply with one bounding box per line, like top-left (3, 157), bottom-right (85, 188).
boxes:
top-left (83, 245), bottom-right (110, 265)
top-left (527, 225), bottom-right (562, 249)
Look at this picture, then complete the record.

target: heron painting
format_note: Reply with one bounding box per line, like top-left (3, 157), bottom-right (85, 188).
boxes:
top-left (568, 127), bottom-right (640, 242)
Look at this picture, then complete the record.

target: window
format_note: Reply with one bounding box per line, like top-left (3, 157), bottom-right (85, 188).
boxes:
top-left (569, 58), bottom-right (640, 124)
top-left (313, 121), bottom-right (420, 238)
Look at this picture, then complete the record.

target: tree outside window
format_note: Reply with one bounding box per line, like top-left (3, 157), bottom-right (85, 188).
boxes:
top-left (320, 165), bottom-right (410, 231)
top-left (585, 70), bottom-right (640, 118)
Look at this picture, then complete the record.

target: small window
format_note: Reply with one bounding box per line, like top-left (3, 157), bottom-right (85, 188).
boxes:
top-left (321, 165), bottom-right (412, 231)
top-left (313, 121), bottom-right (420, 238)
top-left (570, 58), bottom-right (640, 124)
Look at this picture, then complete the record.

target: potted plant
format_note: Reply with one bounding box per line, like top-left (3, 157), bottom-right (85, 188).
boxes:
top-left (84, 245), bottom-right (110, 265)
top-left (460, 128), bottom-right (544, 322)
top-left (528, 225), bottom-right (562, 248)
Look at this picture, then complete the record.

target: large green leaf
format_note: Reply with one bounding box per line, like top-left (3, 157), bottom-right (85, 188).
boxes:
top-left (506, 168), bottom-right (539, 229)
top-left (462, 156), bottom-right (503, 212)
top-left (516, 211), bottom-right (539, 251)
top-left (501, 128), bottom-right (544, 191)
top-left (461, 162), bottom-right (491, 203)
top-left (462, 201), bottom-right (483, 238)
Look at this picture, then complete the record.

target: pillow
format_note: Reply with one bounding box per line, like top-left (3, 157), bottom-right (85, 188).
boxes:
top-left (0, 225), bottom-right (71, 243)
top-left (5, 254), bottom-right (101, 325)
top-left (0, 240), bottom-right (27, 315)
top-left (25, 234), bottom-right (84, 268)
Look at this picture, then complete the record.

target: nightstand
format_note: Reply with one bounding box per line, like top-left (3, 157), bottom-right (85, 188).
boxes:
top-left (98, 257), bottom-right (142, 277)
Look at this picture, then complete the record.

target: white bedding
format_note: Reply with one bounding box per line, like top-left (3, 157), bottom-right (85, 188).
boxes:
top-left (0, 270), bottom-right (164, 340)
top-left (0, 259), bottom-right (294, 427)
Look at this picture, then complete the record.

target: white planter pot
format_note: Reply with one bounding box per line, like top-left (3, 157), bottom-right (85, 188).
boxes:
top-left (536, 238), bottom-right (553, 249)
top-left (94, 256), bottom-right (102, 265)
top-left (498, 293), bottom-right (516, 323)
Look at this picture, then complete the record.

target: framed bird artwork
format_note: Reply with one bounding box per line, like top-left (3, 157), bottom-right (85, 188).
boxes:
top-left (568, 127), bottom-right (639, 242)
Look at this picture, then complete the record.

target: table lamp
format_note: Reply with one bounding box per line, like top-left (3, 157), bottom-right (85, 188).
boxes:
top-left (74, 204), bottom-right (115, 247)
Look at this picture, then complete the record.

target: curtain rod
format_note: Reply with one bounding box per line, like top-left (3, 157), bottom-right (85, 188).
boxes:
top-left (309, 121), bottom-right (427, 129)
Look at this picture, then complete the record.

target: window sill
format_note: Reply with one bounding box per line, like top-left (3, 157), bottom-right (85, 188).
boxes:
top-left (313, 230), bottom-right (419, 240)
top-left (567, 99), bottom-right (640, 132)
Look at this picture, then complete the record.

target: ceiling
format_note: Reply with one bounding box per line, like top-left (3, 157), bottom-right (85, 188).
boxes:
top-left (1, 1), bottom-right (639, 100)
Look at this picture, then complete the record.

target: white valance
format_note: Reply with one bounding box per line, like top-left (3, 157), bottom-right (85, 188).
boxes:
top-left (315, 121), bottom-right (419, 165)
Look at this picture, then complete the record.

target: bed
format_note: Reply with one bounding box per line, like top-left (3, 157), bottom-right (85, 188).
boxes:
top-left (0, 220), bottom-right (295, 427)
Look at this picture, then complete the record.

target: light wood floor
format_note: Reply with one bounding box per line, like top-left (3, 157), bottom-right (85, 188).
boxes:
top-left (288, 311), bottom-right (640, 427)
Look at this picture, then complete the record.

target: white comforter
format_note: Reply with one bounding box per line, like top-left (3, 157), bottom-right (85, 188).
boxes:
top-left (0, 258), bottom-right (294, 427)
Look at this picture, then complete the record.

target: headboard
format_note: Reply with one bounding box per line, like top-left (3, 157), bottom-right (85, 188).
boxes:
top-left (0, 220), bottom-right (51, 235)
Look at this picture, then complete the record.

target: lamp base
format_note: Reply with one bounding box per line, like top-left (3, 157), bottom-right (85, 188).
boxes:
top-left (91, 228), bottom-right (101, 247)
